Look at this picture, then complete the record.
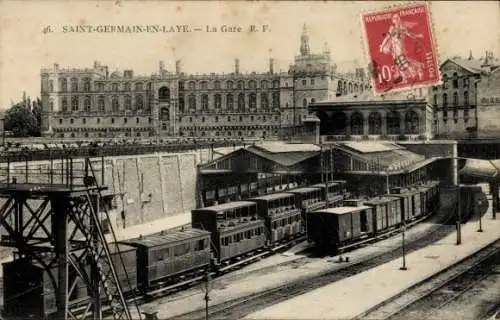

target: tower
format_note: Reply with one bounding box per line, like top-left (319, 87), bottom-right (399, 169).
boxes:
top-left (300, 24), bottom-right (310, 56)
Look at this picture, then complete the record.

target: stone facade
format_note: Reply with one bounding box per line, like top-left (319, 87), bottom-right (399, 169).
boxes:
top-left (477, 67), bottom-right (500, 138)
top-left (40, 26), bottom-right (369, 139)
top-left (311, 89), bottom-right (434, 141)
top-left (430, 52), bottom-right (499, 139)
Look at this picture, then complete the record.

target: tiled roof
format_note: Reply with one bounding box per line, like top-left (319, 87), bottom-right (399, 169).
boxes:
top-left (448, 58), bottom-right (486, 74)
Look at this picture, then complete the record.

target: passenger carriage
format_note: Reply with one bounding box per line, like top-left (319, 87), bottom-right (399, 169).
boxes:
top-left (290, 187), bottom-right (326, 213)
top-left (311, 182), bottom-right (345, 208)
top-left (307, 205), bottom-right (374, 254)
top-left (249, 193), bottom-right (303, 245)
top-left (191, 201), bottom-right (267, 266)
top-left (121, 229), bottom-right (211, 290)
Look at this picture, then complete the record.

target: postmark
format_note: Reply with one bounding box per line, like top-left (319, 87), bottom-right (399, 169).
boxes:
top-left (361, 2), bottom-right (440, 94)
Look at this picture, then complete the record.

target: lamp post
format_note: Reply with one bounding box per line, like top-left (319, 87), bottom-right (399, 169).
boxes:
top-left (400, 222), bottom-right (407, 271)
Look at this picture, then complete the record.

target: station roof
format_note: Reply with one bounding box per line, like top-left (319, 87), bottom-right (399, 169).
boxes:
top-left (459, 158), bottom-right (500, 179)
top-left (288, 187), bottom-right (322, 194)
top-left (335, 142), bottom-right (427, 174)
top-left (311, 90), bottom-right (427, 106)
top-left (246, 142), bottom-right (320, 167)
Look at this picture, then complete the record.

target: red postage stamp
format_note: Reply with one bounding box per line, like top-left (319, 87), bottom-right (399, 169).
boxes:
top-left (361, 2), bottom-right (440, 94)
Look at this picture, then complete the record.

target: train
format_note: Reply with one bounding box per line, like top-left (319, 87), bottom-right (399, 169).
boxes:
top-left (5, 180), bottom-right (486, 320)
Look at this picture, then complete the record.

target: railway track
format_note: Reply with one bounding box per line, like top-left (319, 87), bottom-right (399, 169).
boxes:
top-left (358, 239), bottom-right (500, 320)
top-left (166, 196), bottom-right (459, 320)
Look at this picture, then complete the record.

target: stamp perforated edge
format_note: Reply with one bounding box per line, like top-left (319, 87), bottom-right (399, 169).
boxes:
top-left (358, 1), bottom-right (442, 97)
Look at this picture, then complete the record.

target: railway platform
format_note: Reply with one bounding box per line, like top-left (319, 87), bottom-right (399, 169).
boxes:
top-left (245, 212), bottom-right (500, 319)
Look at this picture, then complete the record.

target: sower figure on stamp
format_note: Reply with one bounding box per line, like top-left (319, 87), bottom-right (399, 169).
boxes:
top-left (379, 14), bottom-right (424, 84)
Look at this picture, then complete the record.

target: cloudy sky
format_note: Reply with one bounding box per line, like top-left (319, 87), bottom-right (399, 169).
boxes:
top-left (0, 1), bottom-right (499, 109)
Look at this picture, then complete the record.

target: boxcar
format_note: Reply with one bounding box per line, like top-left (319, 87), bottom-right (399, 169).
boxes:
top-left (121, 229), bottom-right (211, 289)
top-left (388, 187), bottom-right (415, 223)
top-left (364, 196), bottom-right (401, 233)
top-left (192, 201), bottom-right (267, 265)
top-left (289, 187), bottom-right (326, 213)
top-left (311, 182), bottom-right (344, 208)
top-left (307, 206), bottom-right (374, 253)
top-left (249, 193), bottom-right (303, 244)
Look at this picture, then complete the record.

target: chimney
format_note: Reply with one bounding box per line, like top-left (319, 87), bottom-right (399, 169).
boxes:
top-left (235, 58), bottom-right (240, 74)
top-left (105, 66), bottom-right (109, 79)
top-left (159, 61), bottom-right (165, 74)
top-left (53, 63), bottom-right (59, 70)
top-left (269, 58), bottom-right (275, 74)
top-left (176, 59), bottom-right (181, 74)
top-left (93, 61), bottom-right (100, 69)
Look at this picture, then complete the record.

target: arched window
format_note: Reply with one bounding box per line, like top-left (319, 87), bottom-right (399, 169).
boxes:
top-left (71, 96), bottom-right (79, 111)
top-left (188, 94), bottom-right (196, 109)
top-left (84, 96), bottom-right (91, 112)
top-left (354, 84), bottom-right (359, 92)
top-left (237, 81), bottom-right (244, 89)
top-left (83, 78), bottom-right (91, 91)
top-left (238, 93), bottom-right (245, 111)
top-left (159, 87), bottom-right (170, 102)
top-left (464, 91), bottom-right (469, 106)
top-left (135, 94), bottom-right (143, 109)
top-left (249, 93), bottom-right (256, 109)
top-left (453, 92), bottom-right (458, 107)
top-left (112, 96), bottom-right (119, 112)
top-left (60, 78), bottom-right (67, 92)
top-left (201, 81), bottom-right (208, 90)
top-left (135, 83), bottom-right (143, 91)
top-left (260, 94), bottom-right (269, 110)
top-left (48, 80), bottom-right (54, 92)
top-left (214, 80), bottom-right (221, 90)
top-left (337, 80), bottom-right (343, 94)
top-left (226, 81), bottom-right (233, 89)
top-left (452, 72), bottom-right (458, 88)
top-left (188, 81), bottom-right (195, 90)
top-left (443, 93), bottom-right (448, 108)
top-left (272, 92), bottom-right (280, 108)
top-left (160, 107), bottom-right (169, 121)
top-left (226, 94), bottom-right (234, 110)
top-left (112, 83), bottom-right (119, 91)
top-left (249, 80), bottom-right (256, 89)
top-left (49, 99), bottom-right (54, 111)
top-left (368, 112), bottom-right (382, 135)
top-left (98, 96), bottom-right (105, 112)
top-left (343, 81), bottom-right (347, 94)
top-left (387, 111), bottom-right (401, 135)
top-left (272, 80), bottom-right (279, 88)
top-left (62, 98), bottom-right (68, 112)
top-left (405, 110), bottom-right (420, 134)
top-left (124, 95), bottom-right (132, 110)
top-left (303, 98), bottom-right (307, 108)
top-left (214, 94), bottom-right (222, 109)
top-left (71, 78), bottom-right (78, 92)
top-left (201, 94), bottom-right (209, 110)
top-left (261, 80), bottom-right (268, 89)
top-left (349, 83), bottom-right (353, 93)
top-left (350, 112), bottom-right (364, 135)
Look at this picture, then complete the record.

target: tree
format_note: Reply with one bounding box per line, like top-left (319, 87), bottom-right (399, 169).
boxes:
top-left (4, 103), bottom-right (38, 137)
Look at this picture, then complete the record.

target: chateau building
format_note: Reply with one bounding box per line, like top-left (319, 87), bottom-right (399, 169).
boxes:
top-left (430, 51), bottom-right (499, 139)
top-left (40, 26), bottom-right (369, 139)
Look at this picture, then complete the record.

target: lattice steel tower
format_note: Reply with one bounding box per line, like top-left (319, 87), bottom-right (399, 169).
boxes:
top-left (0, 152), bottom-right (140, 320)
